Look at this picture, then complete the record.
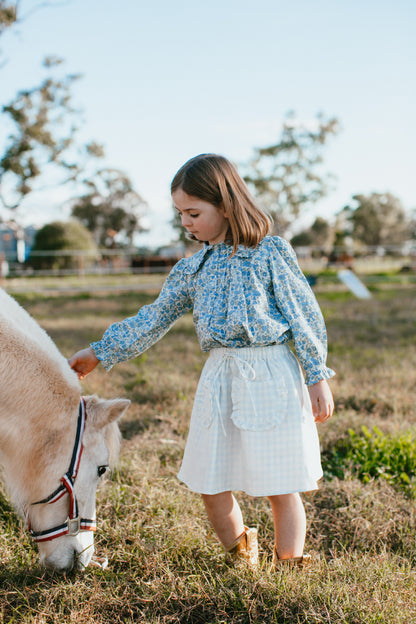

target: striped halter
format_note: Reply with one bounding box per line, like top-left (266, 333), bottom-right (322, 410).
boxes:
top-left (27, 398), bottom-right (97, 543)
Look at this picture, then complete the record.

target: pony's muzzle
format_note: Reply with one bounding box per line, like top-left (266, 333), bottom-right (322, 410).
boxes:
top-left (43, 548), bottom-right (79, 573)
top-left (40, 534), bottom-right (94, 572)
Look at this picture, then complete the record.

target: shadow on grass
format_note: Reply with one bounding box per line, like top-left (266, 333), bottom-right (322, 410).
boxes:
top-left (0, 491), bottom-right (25, 537)
top-left (334, 395), bottom-right (394, 418)
top-left (0, 490), bottom-right (15, 518)
top-left (0, 564), bottom-right (91, 623)
top-left (0, 565), bottom-right (57, 587)
top-left (119, 415), bottom-right (157, 439)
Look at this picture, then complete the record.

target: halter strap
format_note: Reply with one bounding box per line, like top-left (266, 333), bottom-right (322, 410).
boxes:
top-left (28, 398), bottom-right (97, 543)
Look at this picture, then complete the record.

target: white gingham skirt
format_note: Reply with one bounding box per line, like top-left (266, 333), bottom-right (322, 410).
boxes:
top-left (177, 344), bottom-right (323, 496)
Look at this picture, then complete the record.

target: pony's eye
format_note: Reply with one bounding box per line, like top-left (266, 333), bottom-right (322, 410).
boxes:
top-left (97, 465), bottom-right (109, 478)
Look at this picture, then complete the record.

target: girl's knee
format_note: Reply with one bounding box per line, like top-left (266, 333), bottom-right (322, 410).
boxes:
top-left (201, 491), bottom-right (233, 509)
top-left (267, 492), bottom-right (302, 507)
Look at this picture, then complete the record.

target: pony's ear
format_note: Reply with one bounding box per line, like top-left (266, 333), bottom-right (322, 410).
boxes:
top-left (84, 395), bottom-right (130, 428)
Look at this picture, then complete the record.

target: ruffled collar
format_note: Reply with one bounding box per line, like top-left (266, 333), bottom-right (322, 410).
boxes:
top-left (181, 241), bottom-right (257, 275)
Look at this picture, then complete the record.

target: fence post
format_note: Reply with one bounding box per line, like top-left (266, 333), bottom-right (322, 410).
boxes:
top-left (77, 252), bottom-right (85, 278)
top-left (0, 252), bottom-right (6, 285)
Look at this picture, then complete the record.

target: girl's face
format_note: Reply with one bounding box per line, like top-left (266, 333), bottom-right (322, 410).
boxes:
top-left (172, 188), bottom-right (229, 245)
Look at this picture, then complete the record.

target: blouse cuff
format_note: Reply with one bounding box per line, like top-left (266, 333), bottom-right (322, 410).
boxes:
top-left (90, 341), bottom-right (116, 371)
top-left (305, 367), bottom-right (336, 386)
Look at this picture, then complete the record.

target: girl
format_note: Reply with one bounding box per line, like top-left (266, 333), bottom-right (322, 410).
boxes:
top-left (69, 153), bottom-right (335, 569)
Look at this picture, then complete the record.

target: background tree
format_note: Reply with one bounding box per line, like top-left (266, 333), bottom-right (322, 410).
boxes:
top-left (68, 168), bottom-right (148, 247)
top-left (409, 209), bottom-right (416, 240)
top-left (170, 112), bottom-right (339, 247)
top-left (1, 8), bottom-right (147, 253)
top-left (0, 1), bottom-right (17, 35)
top-left (0, 3), bottom-right (104, 224)
top-left (290, 216), bottom-right (333, 252)
top-left (0, 0), bottom-right (18, 66)
top-left (28, 220), bottom-right (97, 270)
top-left (0, 56), bottom-right (105, 220)
top-left (1, 1), bottom-right (65, 64)
top-left (243, 111), bottom-right (339, 235)
top-left (343, 192), bottom-right (411, 248)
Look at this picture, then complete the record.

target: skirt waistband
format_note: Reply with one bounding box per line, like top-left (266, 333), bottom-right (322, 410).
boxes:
top-left (208, 344), bottom-right (290, 363)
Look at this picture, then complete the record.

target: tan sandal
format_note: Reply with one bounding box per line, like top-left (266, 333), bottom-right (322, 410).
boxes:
top-left (271, 548), bottom-right (311, 570)
top-left (225, 526), bottom-right (259, 569)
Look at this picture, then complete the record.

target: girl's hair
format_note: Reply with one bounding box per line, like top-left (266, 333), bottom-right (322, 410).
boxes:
top-left (171, 154), bottom-right (271, 253)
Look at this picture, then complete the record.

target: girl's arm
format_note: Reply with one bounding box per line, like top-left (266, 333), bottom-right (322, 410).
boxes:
top-left (308, 378), bottom-right (334, 423)
top-left (70, 261), bottom-right (193, 373)
top-left (269, 238), bottom-right (335, 386)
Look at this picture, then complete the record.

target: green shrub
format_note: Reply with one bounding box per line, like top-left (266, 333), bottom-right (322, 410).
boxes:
top-left (324, 425), bottom-right (416, 497)
top-left (28, 219), bottom-right (97, 270)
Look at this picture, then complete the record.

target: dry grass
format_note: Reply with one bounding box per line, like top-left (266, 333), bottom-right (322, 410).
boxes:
top-left (1, 279), bottom-right (416, 623)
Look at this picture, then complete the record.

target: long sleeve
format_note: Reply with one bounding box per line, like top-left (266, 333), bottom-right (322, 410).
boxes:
top-left (91, 261), bottom-right (192, 370)
top-left (268, 238), bottom-right (335, 385)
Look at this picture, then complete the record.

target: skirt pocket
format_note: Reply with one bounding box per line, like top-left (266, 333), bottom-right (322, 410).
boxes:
top-left (230, 371), bottom-right (289, 432)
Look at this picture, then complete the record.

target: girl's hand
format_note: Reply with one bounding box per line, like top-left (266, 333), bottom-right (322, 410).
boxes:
top-left (68, 347), bottom-right (100, 380)
top-left (308, 379), bottom-right (334, 423)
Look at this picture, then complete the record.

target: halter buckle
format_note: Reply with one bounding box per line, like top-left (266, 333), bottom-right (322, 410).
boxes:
top-left (67, 517), bottom-right (81, 536)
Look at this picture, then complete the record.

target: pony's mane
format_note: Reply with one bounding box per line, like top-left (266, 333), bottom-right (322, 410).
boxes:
top-left (0, 290), bottom-right (81, 508)
top-left (0, 316), bottom-right (79, 422)
top-left (0, 289), bottom-right (79, 392)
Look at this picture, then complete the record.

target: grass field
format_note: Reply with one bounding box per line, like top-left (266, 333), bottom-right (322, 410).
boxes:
top-left (1, 276), bottom-right (416, 623)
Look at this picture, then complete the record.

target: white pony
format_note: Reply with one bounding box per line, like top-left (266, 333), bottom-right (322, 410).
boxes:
top-left (0, 288), bottom-right (130, 572)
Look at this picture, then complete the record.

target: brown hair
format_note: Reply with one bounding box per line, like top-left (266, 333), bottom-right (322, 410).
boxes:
top-left (171, 154), bottom-right (271, 254)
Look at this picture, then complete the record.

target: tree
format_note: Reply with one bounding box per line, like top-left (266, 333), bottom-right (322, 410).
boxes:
top-left (291, 216), bottom-right (333, 251)
top-left (0, 0), bottom-right (18, 65)
top-left (343, 193), bottom-right (411, 248)
top-left (28, 220), bottom-right (97, 270)
top-left (0, 6), bottom-right (103, 218)
top-left (68, 168), bottom-right (148, 247)
top-left (0, 2), bottom-right (148, 259)
top-left (1, 1), bottom-right (66, 66)
top-left (0, 1), bottom-right (17, 35)
top-left (1, 16), bottom-right (147, 249)
top-left (0, 4), bottom-right (105, 223)
top-left (243, 111), bottom-right (339, 234)
top-left (0, 57), bottom-right (105, 220)
top-left (409, 209), bottom-right (416, 240)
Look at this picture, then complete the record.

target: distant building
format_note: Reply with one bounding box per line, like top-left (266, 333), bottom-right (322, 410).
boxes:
top-left (0, 224), bottom-right (38, 262)
top-left (130, 242), bottom-right (186, 273)
top-left (158, 243), bottom-right (186, 258)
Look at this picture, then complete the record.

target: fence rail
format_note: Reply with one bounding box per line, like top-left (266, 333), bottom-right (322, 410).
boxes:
top-left (1, 243), bottom-right (415, 279)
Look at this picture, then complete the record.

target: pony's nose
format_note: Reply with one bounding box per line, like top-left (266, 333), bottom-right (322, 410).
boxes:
top-left (44, 549), bottom-right (77, 573)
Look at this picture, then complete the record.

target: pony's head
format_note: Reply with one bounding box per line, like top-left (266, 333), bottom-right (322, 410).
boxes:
top-left (26, 395), bottom-right (130, 572)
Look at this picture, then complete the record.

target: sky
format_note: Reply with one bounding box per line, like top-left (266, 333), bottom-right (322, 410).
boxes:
top-left (1, 0), bottom-right (415, 247)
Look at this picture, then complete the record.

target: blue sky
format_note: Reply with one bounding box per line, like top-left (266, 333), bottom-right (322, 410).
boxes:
top-left (1, 0), bottom-right (415, 246)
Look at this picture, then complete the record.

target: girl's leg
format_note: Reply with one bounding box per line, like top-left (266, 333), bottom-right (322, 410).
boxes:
top-left (201, 491), bottom-right (245, 548)
top-left (267, 493), bottom-right (306, 559)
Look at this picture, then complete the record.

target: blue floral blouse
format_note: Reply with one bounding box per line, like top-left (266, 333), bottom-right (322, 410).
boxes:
top-left (91, 236), bottom-right (335, 385)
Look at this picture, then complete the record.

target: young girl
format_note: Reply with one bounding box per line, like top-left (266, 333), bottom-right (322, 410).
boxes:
top-left (69, 153), bottom-right (335, 569)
